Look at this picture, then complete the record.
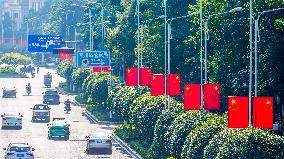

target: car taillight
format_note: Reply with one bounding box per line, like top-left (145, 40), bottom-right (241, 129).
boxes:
top-left (27, 152), bottom-right (33, 156)
top-left (7, 152), bottom-right (14, 155)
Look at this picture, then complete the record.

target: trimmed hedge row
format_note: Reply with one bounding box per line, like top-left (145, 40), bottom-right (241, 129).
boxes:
top-left (57, 60), bottom-right (284, 159)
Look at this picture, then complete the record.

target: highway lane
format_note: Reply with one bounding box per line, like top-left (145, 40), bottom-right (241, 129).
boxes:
top-left (0, 67), bottom-right (132, 159)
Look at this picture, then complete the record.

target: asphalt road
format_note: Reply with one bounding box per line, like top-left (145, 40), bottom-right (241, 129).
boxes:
top-left (0, 67), bottom-right (132, 159)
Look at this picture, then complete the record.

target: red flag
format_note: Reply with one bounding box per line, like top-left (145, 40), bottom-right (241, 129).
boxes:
top-left (253, 97), bottom-right (273, 129)
top-left (126, 68), bottom-right (138, 86)
top-left (93, 67), bottom-right (102, 72)
top-left (166, 74), bottom-right (180, 96)
top-left (103, 66), bottom-right (111, 72)
top-left (228, 96), bottom-right (249, 128)
top-left (140, 68), bottom-right (152, 86)
top-left (204, 84), bottom-right (220, 110)
top-left (151, 74), bottom-right (164, 96)
top-left (184, 84), bottom-right (200, 110)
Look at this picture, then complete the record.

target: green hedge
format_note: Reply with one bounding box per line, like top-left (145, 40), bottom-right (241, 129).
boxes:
top-left (57, 60), bottom-right (75, 82)
top-left (165, 111), bottom-right (213, 158)
top-left (0, 66), bottom-right (15, 73)
top-left (204, 128), bottom-right (284, 159)
top-left (129, 92), bottom-right (167, 141)
top-left (151, 100), bottom-right (184, 159)
top-left (108, 85), bottom-right (149, 122)
top-left (71, 68), bottom-right (90, 89)
top-left (181, 113), bottom-right (227, 159)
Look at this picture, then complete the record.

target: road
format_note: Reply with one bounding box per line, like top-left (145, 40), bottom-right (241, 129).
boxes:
top-left (0, 67), bottom-right (132, 159)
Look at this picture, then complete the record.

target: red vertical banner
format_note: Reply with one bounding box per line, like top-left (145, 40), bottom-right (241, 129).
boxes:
top-left (166, 74), bottom-right (181, 96)
top-left (103, 66), bottom-right (111, 72)
top-left (184, 84), bottom-right (200, 110)
top-left (151, 74), bottom-right (164, 96)
top-left (253, 97), bottom-right (273, 129)
top-left (204, 84), bottom-right (220, 110)
top-left (126, 68), bottom-right (138, 86)
top-left (93, 67), bottom-right (102, 72)
top-left (228, 96), bottom-right (249, 128)
top-left (59, 52), bottom-right (66, 61)
top-left (140, 68), bottom-right (152, 86)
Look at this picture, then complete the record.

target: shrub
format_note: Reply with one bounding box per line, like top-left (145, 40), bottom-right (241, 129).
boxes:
top-left (109, 86), bottom-right (149, 122)
top-left (181, 113), bottom-right (227, 159)
top-left (129, 92), bottom-right (167, 141)
top-left (57, 60), bottom-right (75, 82)
top-left (165, 111), bottom-right (213, 158)
top-left (204, 128), bottom-right (284, 159)
top-left (0, 66), bottom-right (15, 73)
top-left (151, 100), bottom-right (184, 159)
top-left (71, 68), bottom-right (91, 89)
top-left (1, 52), bottom-right (31, 69)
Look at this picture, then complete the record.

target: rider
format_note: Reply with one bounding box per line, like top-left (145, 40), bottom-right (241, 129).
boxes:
top-left (64, 99), bottom-right (71, 110)
top-left (26, 83), bottom-right (31, 93)
top-left (37, 67), bottom-right (39, 74)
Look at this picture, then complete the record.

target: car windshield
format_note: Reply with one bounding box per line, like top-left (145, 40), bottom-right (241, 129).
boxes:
top-left (34, 105), bottom-right (49, 110)
top-left (10, 146), bottom-right (31, 152)
top-left (90, 133), bottom-right (108, 138)
top-left (45, 91), bottom-right (57, 95)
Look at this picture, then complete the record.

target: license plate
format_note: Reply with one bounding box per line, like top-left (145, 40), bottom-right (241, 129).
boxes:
top-left (97, 140), bottom-right (102, 143)
top-left (17, 154), bottom-right (24, 157)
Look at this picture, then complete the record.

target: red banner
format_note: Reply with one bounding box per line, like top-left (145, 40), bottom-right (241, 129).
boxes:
top-left (184, 84), bottom-right (200, 110)
top-left (151, 74), bottom-right (164, 96)
top-left (103, 66), bottom-right (111, 72)
top-left (166, 74), bottom-right (180, 96)
top-left (253, 97), bottom-right (273, 129)
top-left (93, 67), bottom-right (102, 72)
top-left (204, 84), bottom-right (220, 110)
top-left (126, 68), bottom-right (138, 86)
top-left (228, 96), bottom-right (249, 128)
top-left (140, 68), bottom-right (152, 86)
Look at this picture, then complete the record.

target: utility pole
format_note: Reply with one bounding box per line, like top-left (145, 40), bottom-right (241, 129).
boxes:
top-left (89, 8), bottom-right (92, 51)
top-left (249, 0), bottom-right (253, 127)
top-left (101, 5), bottom-right (104, 50)
top-left (200, 0), bottom-right (203, 109)
top-left (163, 0), bottom-right (168, 108)
top-left (137, 0), bottom-right (140, 86)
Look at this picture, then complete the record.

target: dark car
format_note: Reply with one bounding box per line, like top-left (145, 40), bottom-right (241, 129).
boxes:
top-left (31, 104), bottom-right (51, 122)
top-left (43, 89), bottom-right (60, 105)
top-left (2, 87), bottom-right (17, 98)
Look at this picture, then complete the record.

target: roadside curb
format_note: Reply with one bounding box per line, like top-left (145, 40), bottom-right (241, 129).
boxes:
top-left (112, 132), bottom-right (143, 159)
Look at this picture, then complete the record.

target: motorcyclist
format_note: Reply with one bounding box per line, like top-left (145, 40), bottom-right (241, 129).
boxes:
top-left (64, 99), bottom-right (71, 112)
top-left (26, 83), bottom-right (31, 95)
top-left (31, 70), bottom-right (35, 78)
top-left (37, 67), bottom-right (39, 74)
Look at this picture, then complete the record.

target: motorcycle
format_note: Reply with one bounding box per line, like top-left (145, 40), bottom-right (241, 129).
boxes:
top-left (26, 85), bottom-right (31, 95)
top-left (64, 100), bottom-right (71, 113)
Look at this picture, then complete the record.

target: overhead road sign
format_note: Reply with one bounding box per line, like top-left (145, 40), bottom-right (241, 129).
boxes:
top-left (53, 48), bottom-right (75, 54)
top-left (76, 51), bottom-right (110, 67)
top-left (28, 35), bottom-right (62, 52)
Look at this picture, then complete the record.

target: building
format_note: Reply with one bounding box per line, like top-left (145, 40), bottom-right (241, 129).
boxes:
top-left (0, 0), bottom-right (46, 31)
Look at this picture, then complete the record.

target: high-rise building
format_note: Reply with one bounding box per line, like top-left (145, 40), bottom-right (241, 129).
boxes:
top-left (0, 0), bottom-right (46, 31)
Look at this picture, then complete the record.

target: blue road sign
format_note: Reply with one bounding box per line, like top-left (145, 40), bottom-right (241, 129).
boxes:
top-left (28, 35), bottom-right (62, 52)
top-left (76, 51), bottom-right (110, 67)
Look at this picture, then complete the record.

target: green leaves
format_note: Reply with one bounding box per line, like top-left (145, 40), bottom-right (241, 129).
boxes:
top-left (1, 53), bottom-right (32, 69)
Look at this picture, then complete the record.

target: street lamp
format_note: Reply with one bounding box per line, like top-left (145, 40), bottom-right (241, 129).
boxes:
top-left (254, 8), bottom-right (284, 97)
top-left (203, 7), bottom-right (243, 83)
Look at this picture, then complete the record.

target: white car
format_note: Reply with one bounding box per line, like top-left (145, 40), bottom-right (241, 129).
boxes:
top-left (1, 113), bottom-right (23, 129)
top-left (85, 132), bottom-right (112, 154)
top-left (3, 143), bottom-right (35, 159)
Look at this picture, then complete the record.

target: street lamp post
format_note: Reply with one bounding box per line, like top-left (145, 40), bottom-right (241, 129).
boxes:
top-left (249, 0), bottom-right (253, 128)
top-left (200, 0), bottom-right (203, 109)
top-left (137, 0), bottom-right (141, 86)
top-left (163, 0), bottom-right (168, 108)
top-left (203, 7), bottom-right (242, 83)
top-left (254, 8), bottom-right (284, 97)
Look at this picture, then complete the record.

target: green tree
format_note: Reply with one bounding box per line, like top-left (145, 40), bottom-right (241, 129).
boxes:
top-left (1, 53), bottom-right (32, 69)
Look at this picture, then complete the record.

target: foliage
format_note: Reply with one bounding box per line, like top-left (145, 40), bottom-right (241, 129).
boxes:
top-left (164, 111), bottom-right (213, 158)
top-left (108, 85), bottom-right (149, 122)
top-left (1, 53), bottom-right (31, 69)
top-left (57, 60), bottom-right (75, 82)
top-left (181, 113), bottom-right (227, 159)
top-left (71, 68), bottom-right (91, 89)
top-left (151, 100), bottom-right (184, 159)
top-left (0, 66), bottom-right (15, 73)
top-left (129, 92), bottom-right (167, 141)
top-left (204, 128), bottom-right (284, 159)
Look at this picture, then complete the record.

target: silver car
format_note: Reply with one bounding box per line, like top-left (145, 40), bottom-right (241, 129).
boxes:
top-left (85, 132), bottom-right (112, 154)
top-left (1, 113), bottom-right (23, 129)
top-left (3, 143), bottom-right (35, 159)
